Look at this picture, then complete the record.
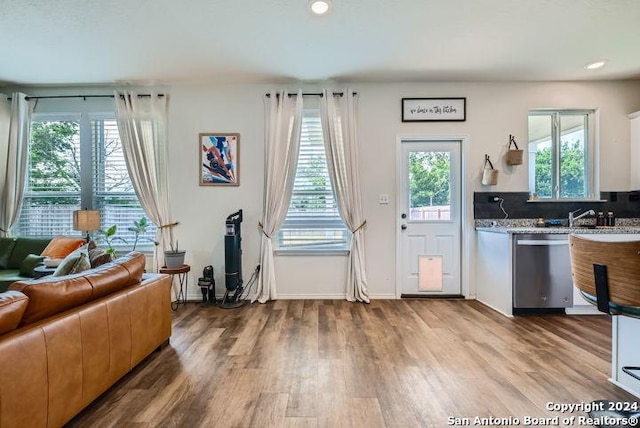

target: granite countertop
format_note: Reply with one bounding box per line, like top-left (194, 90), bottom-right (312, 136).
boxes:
top-left (475, 218), bottom-right (640, 234)
top-left (476, 226), bottom-right (640, 234)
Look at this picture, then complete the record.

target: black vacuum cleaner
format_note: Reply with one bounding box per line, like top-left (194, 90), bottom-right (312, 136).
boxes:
top-left (197, 265), bottom-right (215, 306)
top-left (220, 209), bottom-right (245, 309)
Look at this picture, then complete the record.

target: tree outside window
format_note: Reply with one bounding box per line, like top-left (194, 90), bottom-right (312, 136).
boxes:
top-left (528, 110), bottom-right (594, 200)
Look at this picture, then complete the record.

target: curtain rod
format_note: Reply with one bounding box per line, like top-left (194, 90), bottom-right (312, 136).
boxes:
top-left (6, 94), bottom-right (165, 101)
top-left (265, 92), bottom-right (357, 98)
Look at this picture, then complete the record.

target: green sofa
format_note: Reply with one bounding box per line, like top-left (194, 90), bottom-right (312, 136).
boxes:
top-left (0, 237), bottom-right (52, 291)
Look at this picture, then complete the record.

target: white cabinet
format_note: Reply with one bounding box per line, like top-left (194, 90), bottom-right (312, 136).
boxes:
top-left (476, 231), bottom-right (513, 317)
top-left (612, 316), bottom-right (640, 398)
top-left (630, 111), bottom-right (640, 190)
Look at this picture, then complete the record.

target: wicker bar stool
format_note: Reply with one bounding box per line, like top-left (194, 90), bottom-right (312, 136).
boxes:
top-left (569, 235), bottom-right (640, 427)
top-left (570, 235), bottom-right (640, 317)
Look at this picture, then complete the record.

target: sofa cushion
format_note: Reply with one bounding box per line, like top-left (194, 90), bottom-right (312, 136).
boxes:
top-left (0, 270), bottom-right (23, 293)
top-left (19, 254), bottom-right (45, 277)
top-left (83, 252), bottom-right (145, 299)
top-left (7, 238), bottom-right (52, 269)
top-left (0, 290), bottom-right (29, 334)
top-left (9, 275), bottom-right (94, 326)
top-left (8, 252), bottom-right (146, 326)
top-left (40, 236), bottom-right (85, 260)
top-left (0, 238), bottom-right (17, 269)
top-left (53, 245), bottom-right (90, 276)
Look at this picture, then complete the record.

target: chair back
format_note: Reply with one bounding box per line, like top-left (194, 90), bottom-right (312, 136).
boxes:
top-left (569, 235), bottom-right (640, 308)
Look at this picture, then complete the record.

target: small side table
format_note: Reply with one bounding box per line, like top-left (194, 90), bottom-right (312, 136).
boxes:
top-left (33, 265), bottom-right (57, 279)
top-left (160, 264), bottom-right (190, 310)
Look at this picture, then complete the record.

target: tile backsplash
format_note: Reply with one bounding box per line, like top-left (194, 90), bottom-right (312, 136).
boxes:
top-left (473, 191), bottom-right (640, 219)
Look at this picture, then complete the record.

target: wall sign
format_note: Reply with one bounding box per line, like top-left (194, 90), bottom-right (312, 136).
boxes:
top-left (402, 98), bottom-right (466, 122)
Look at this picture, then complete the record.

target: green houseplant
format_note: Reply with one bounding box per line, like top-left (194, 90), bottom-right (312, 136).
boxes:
top-left (96, 217), bottom-right (158, 257)
top-left (96, 224), bottom-right (125, 257)
top-left (127, 217), bottom-right (158, 251)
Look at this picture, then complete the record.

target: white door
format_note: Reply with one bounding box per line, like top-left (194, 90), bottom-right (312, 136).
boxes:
top-left (397, 139), bottom-right (462, 297)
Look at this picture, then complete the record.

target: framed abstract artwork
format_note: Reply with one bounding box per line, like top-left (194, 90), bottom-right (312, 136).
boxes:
top-left (199, 133), bottom-right (239, 186)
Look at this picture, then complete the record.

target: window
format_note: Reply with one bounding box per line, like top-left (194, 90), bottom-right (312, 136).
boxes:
top-left (277, 110), bottom-right (349, 252)
top-left (528, 109), bottom-right (597, 200)
top-left (408, 150), bottom-right (452, 221)
top-left (17, 113), bottom-right (155, 250)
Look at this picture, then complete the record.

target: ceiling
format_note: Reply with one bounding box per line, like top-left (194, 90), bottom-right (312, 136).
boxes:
top-left (1, 0), bottom-right (640, 86)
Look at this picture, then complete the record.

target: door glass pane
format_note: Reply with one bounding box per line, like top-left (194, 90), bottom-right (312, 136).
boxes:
top-left (529, 115), bottom-right (553, 198)
top-left (559, 114), bottom-right (587, 198)
top-left (408, 151), bottom-right (451, 221)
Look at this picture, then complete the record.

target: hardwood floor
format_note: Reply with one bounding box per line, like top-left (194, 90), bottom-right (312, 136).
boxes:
top-left (67, 300), bottom-right (638, 427)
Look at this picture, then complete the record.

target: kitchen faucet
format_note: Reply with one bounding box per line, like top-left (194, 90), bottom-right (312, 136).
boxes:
top-left (568, 209), bottom-right (595, 227)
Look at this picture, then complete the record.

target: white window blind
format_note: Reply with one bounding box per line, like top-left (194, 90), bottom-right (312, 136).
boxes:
top-left (91, 118), bottom-right (155, 250)
top-left (277, 110), bottom-right (348, 251)
top-left (17, 114), bottom-right (155, 250)
top-left (16, 117), bottom-right (82, 237)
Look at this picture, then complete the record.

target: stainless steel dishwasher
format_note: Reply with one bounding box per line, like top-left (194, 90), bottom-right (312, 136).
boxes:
top-left (512, 233), bottom-right (573, 312)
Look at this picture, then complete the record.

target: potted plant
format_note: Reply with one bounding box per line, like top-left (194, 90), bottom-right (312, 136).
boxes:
top-left (96, 217), bottom-right (158, 257)
top-left (164, 240), bottom-right (185, 268)
top-left (128, 217), bottom-right (158, 251)
top-left (96, 224), bottom-right (126, 257)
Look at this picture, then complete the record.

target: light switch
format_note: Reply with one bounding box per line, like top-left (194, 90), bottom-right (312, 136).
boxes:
top-left (378, 194), bottom-right (389, 204)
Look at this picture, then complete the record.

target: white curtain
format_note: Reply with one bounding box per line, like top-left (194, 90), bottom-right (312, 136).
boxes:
top-left (0, 93), bottom-right (35, 237)
top-left (114, 90), bottom-right (174, 270)
top-left (320, 89), bottom-right (370, 303)
top-left (254, 90), bottom-right (303, 303)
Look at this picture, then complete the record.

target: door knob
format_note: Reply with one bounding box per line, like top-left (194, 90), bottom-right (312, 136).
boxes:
top-left (401, 213), bottom-right (407, 219)
top-left (401, 224), bottom-right (407, 230)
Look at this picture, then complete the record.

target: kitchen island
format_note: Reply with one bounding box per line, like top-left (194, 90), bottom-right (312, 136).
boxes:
top-left (477, 226), bottom-right (640, 398)
top-left (475, 224), bottom-right (640, 317)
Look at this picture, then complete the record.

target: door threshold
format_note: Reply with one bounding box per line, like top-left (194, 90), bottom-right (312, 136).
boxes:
top-left (401, 294), bottom-right (464, 299)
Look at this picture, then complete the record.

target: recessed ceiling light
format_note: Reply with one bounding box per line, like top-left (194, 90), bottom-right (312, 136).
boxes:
top-left (309, 0), bottom-right (331, 15)
top-left (585, 60), bottom-right (607, 70)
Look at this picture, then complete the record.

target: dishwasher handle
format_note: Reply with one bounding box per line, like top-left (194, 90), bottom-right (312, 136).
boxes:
top-left (516, 239), bottom-right (569, 246)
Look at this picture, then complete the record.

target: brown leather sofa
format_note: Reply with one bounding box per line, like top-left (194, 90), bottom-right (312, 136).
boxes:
top-left (0, 252), bottom-right (172, 427)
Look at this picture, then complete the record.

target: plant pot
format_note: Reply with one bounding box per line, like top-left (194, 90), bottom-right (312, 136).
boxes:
top-left (164, 250), bottom-right (186, 268)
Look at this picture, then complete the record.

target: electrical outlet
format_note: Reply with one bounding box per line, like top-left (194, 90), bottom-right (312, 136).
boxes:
top-left (487, 195), bottom-right (500, 203)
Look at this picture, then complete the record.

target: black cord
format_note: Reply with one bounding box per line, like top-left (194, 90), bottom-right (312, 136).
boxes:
top-left (240, 265), bottom-right (260, 301)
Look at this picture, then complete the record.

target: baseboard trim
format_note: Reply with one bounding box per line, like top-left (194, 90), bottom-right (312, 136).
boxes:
top-left (247, 293), bottom-right (400, 300)
top-left (476, 299), bottom-right (513, 318)
top-left (401, 294), bottom-right (464, 299)
top-left (565, 306), bottom-right (602, 315)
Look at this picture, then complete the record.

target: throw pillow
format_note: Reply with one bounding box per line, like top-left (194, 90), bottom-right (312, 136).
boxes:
top-left (0, 238), bottom-right (17, 269)
top-left (52, 244), bottom-right (90, 276)
top-left (19, 254), bottom-right (46, 277)
top-left (41, 236), bottom-right (86, 259)
top-left (88, 248), bottom-right (112, 268)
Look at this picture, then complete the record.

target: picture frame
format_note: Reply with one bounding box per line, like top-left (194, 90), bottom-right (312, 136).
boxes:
top-left (402, 98), bottom-right (466, 122)
top-left (199, 133), bottom-right (239, 186)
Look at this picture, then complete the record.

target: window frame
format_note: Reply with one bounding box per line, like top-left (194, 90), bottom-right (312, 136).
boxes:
top-left (528, 108), bottom-right (599, 201)
top-left (275, 109), bottom-right (349, 255)
top-left (18, 111), bottom-right (155, 252)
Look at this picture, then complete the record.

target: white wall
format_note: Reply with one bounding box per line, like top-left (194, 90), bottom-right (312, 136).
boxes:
top-left (167, 80), bottom-right (640, 300)
top-left (8, 80), bottom-right (640, 300)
